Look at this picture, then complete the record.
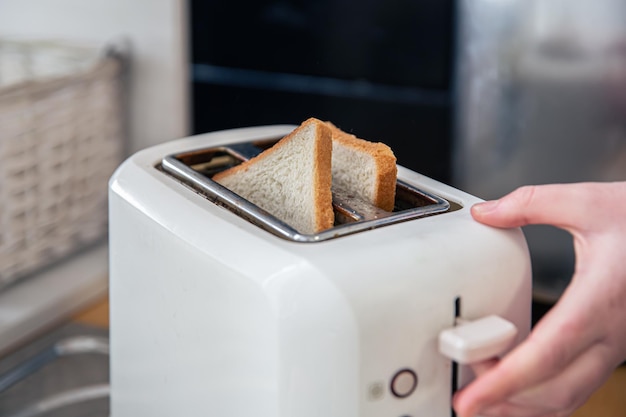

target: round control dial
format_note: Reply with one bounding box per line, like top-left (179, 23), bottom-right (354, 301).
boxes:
top-left (390, 368), bottom-right (418, 398)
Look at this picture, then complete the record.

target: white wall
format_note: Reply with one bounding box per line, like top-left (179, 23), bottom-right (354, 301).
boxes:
top-left (0, 0), bottom-right (190, 153)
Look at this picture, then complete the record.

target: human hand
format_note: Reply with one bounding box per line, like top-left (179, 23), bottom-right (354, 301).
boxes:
top-left (454, 182), bottom-right (626, 417)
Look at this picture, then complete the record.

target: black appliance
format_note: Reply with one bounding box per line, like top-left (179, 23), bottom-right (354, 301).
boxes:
top-left (189, 0), bottom-right (456, 183)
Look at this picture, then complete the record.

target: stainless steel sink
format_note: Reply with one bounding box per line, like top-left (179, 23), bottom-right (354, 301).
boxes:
top-left (0, 323), bottom-right (109, 417)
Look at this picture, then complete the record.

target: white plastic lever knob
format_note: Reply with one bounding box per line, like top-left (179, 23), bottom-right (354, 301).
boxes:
top-left (439, 315), bottom-right (518, 364)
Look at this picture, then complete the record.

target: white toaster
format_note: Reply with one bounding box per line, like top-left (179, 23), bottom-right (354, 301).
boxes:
top-left (108, 124), bottom-right (532, 417)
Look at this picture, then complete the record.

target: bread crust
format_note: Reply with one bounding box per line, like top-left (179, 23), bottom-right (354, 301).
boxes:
top-left (212, 118), bottom-right (397, 233)
top-left (213, 117), bottom-right (334, 233)
top-left (326, 122), bottom-right (397, 211)
top-left (312, 120), bottom-right (334, 232)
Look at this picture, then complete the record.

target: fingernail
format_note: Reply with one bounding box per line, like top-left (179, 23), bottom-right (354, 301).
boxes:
top-left (472, 200), bottom-right (499, 213)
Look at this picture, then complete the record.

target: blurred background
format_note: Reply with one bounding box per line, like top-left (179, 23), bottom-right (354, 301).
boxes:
top-left (0, 0), bottom-right (625, 415)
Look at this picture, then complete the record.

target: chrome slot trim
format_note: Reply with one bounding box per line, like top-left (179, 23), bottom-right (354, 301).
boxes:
top-left (160, 146), bottom-right (451, 243)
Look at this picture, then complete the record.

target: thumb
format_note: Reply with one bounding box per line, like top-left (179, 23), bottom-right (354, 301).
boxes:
top-left (471, 184), bottom-right (592, 230)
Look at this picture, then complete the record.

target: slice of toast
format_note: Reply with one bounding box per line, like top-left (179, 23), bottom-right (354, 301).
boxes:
top-left (326, 122), bottom-right (397, 211)
top-left (212, 117), bottom-right (334, 234)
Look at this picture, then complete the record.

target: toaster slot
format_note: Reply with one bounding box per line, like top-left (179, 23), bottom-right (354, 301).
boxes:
top-left (159, 140), bottom-right (458, 242)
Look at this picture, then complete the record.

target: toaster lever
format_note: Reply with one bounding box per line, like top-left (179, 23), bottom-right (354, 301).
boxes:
top-left (438, 315), bottom-right (518, 365)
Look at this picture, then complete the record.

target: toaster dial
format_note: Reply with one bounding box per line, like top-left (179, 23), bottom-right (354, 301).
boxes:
top-left (390, 368), bottom-right (418, 398)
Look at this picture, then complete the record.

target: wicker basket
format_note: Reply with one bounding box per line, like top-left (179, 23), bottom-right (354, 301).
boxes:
top-left (0, 40), bottom-right (125, 289)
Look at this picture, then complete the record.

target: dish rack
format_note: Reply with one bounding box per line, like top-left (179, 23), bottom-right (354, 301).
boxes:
top-left (0, 39), bottom-right (126, 289)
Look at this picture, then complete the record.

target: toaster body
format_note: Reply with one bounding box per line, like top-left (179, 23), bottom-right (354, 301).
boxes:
top-left (109, 125), bottom-right (531, 417)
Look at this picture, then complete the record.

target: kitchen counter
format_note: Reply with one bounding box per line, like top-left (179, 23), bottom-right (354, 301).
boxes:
top-left (73, 297), bottom-right (626, 417)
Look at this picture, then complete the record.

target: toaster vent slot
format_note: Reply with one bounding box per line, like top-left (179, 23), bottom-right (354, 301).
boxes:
top-left (159, 140), bottom-right (459, 242)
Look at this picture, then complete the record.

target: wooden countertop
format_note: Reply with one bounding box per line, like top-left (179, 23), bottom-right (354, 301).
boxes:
top-left (74, 297), bottom-right (626, 416)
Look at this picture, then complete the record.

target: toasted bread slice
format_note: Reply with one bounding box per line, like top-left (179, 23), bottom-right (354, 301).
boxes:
top-left (212, 118), bottom-right (334, 234)
top-left (326, 122), bottom-right (397, 211)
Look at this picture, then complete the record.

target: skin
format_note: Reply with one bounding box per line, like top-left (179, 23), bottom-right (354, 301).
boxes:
top-left (453, 182), bottom-right (626, 417)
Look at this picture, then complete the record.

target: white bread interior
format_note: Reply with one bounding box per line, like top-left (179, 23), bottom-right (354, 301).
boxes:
top-left (212, 117), bottom-right (334, 234)
top-left (326, 122), bottom-right (397, 211)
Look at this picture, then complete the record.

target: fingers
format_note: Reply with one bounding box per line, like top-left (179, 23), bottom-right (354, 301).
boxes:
top-left (455, 341), bottom-right (611, 417)
top-left (470, 357), bottom-right (499, 377)
top-left (507, 343), bottom-right (610, 411)
top-left (453, 285), bottom-right (600, 417)
top-left (454, 276), bottom-right (611, 417)
top-left (479, 402), bottom-right (573, 417)
top-left (470, 184), bottom-right (595, 230)
top-left (458, 182), bottom-right (626, 417)
top-left (478, 401), bottom-right (559, 417)
top-left (453, 340), bottom-right (557, 417)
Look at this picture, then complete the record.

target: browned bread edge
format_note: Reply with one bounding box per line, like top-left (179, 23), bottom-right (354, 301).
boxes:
top-left (325, 122), bottom-right (397, 211)
top-left (212, 117), bottom-right (334, 233)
